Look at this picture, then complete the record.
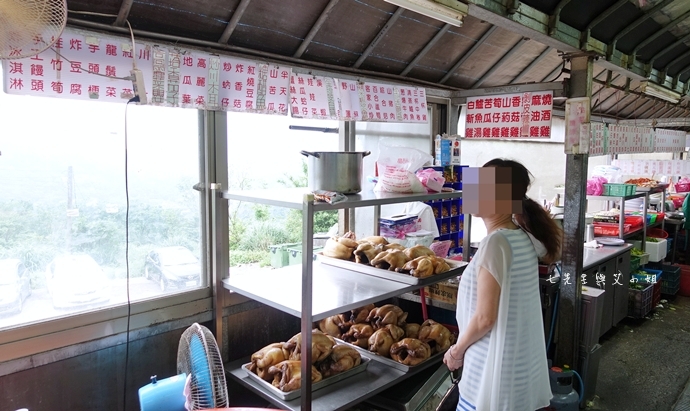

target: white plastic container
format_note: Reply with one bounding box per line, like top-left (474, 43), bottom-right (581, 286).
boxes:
top-left (632, 239), bottom-right (667, 262)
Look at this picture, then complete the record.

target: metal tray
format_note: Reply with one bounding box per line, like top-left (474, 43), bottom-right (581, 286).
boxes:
top-left (316, 253), bottom-right (466, 285)
top-left (241, 356), bottom-right (370, 401)
top-left (335, 338), bottom-right (446, 372)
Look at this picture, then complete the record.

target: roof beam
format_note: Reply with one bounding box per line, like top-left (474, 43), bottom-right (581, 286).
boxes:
top-left (472, 38), bottom-right (528, 88)
top-left (592, 88), bottom-right (622, 111)
top-left (664, 49), bottom-right (690, 73)
top-left (293, 0), bottom-right (340, 58)
top-left (605, 87), bottom-right (640, 115)
top-left (633, 9), bottom-right (690, 56)
top-left (627, 99), bottom-right (655, 118)
top-left (609, 0), bottom-right (674, 52)
top-left (649, 32), bottom-right (690, 69)
top-left (657, 105), bottom-right (678, 118)
top-left (353, 7), bottom-right (404, 68)
top-left (582, 0), bottom-right (628, 46)
top-left (591, 74), bottom-right (623, 109)
top-left (400, 24), bottom-right (452, 76)
top-left (548, 0), bottom-right (573, 36)
top-left (510, 46), bottom-right (551, 84)
top-left (218, 0), bottom-right (252, 44)
top-left (541, 62), bottom-right (564, 83)
top-left (644, 103), bottom-right (669, 119)
top-left (636, 101), bottom-right (660, 118)
top-left (114, 0), bottom-right (134, 27)
top-left (440, 25), bottom-right (497, 84)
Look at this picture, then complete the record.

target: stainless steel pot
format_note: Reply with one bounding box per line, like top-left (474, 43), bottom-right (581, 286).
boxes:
top-left (300, 150), bottom-right (371, 194)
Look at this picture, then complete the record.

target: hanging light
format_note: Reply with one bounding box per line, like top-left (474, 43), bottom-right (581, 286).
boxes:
top-left (640, 81), bottom-right (681, 104)
top-left (383, 0), bottom-right (468, 27)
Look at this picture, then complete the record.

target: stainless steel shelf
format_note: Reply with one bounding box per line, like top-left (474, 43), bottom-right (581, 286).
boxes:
top-left (226, 356), bottom-right (443, 411)
top-left (222, 187), bottom-right (462, 211)
top-left (223, 262), bottom-right (465, 322)
top-left (587, 192), bottom-right (647, 201)
top-left (622, 220), bottom-right (663, 239)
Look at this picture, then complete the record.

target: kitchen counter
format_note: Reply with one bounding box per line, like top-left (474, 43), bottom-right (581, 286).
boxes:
top-left (583, 243), bottom-right (634, 271)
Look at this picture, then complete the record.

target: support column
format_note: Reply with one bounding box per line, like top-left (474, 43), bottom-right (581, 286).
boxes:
top-left (556, 54), bottom-right (593, 368)
top-left (338, 121), bottom-right (356, 232)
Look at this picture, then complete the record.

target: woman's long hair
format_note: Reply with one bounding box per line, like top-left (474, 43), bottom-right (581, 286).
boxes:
top-left (483, 158), bottom-right (562, 264)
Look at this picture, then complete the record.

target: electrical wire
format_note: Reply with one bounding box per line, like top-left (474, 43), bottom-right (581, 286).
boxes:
top-left (122, 95), bottom-right (139, 411)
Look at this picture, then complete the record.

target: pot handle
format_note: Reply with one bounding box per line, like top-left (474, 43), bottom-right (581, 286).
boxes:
top-left (362, 151), bottom-right (371, 157)
top-left (300, 150), bottom-right (320, 158)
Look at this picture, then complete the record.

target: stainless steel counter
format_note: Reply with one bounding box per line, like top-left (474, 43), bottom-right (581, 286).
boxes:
top-left (583, 243), bottom-right (634, 271)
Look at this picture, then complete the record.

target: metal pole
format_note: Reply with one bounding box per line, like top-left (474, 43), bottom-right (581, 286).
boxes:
top-left (557, 54), bottom-right (593, 368)
top-left (300, 193), bottom-right (315, 410)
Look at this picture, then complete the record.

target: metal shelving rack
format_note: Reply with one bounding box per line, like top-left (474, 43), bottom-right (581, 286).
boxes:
top-left (221, 187), bottom-right (466, 411)
top-left (587, 186), bottom-right (667, 251)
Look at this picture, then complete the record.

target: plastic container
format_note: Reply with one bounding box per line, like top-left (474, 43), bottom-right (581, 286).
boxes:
top-left (287, 245), bottom-right (323, 266)
top-left (630, 256), bottom-right (641, 273)
top-left (603, 183), bottom-right (636, 196)
top-left (652, 264), bottom-right (681, 295)
top-left (632, 239), bottom-right (667, 262)
top-left (631, 268), bottom-right (663, 285)
top-left (675, 182), bottom-right (690, 193)
top-left (679, 265), bottom-right (690, 297)
top-left (593, 222), bottom-right (632, 236)
top-left (269, 242), bottom-right (299, 269)
top-left (647, 228), bottom-right (668, 239)
top-left (628, 283), bottom-right (654, 318)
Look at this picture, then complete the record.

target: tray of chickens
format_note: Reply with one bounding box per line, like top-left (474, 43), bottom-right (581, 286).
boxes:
top-left (316, 233), bottom-right (467, 285)
top-left (317, 303), bottom-right (454, 372)
top-left (243, 329), bottom-right (370, 401)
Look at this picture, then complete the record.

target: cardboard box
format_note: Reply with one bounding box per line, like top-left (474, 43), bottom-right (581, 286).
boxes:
top-left (450, 138), bottom-right (461, 165)
top-left (424, 279), bottom-right (459, 304)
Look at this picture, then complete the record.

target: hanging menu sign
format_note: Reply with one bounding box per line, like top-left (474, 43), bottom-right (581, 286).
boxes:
top-left (262, 65), bottom-right (291, 115)
top-left (361, 81), bottom-right (397, 122)
top-left (397, 86), bottom-right (428, 123)
top-left (2, 29), bottom-right (153, 103)
top-left (464, 91), bottom-right (553, 138)
top-left (289, 73), bottom-right (334, 119)
top-left (655, 128), bottom-right (686, 153)
top-left (589, 122), bottom-right (606, 156)
top-left (335, 79), bottom-right (363, 121)
top-left (178, 51), bottom-right (211, 109)
top-left (218, 56), bottom-right (259, 112)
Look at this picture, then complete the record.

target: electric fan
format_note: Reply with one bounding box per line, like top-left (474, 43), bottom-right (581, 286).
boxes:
top-left (0, 0), bottom-right (67, 59)
top-left (177, 323), bottom-right (229, 410)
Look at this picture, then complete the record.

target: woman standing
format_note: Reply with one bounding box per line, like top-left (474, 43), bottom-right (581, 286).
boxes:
top-left (443, 159), bottom-right (562, 411)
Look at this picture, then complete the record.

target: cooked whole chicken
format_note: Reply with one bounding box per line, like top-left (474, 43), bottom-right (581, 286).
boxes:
top-left (389, 338), bottom-right (432, 366)
top-left (432, 257), bottom-right (451, 274)
top-left (366, 304), bottom-right (408, 329)
top-left (398, 256), bottom-right (436, 278)
top-left (418, 319), bottom-right (453, 353)
top-left (368, 328), bottom-right (396, 357)
top-left (283, 330), bottom-right (335, 363)
top-left (357, 236), bottom-right (389, 246)
top-left (403, 245), bottom-right (436, 260)
top-left (384, 324), bottom-right (405, 341)
top-left (353, 243), bottom-right (385, 265)
top-left (341, 323), bottom-right (374, 348)
top-left (350, 303), bottom-right (375, 324)
top-left (370, 249), bottom-right (409, 271)
top-left (383, 243), bottom-right (406, 251)
top-left (268, 360), bottom-right (322, 392)
top-left (404, 323), bottom-right (421, 339)
top-left (317, 345), bottom-right (362, 378)
top-left (249, 342), bottom-right (288, 381)
top-left (323, 234), bottom-right (359, 260)
top-left (317, 314), bottom-right (351, 338)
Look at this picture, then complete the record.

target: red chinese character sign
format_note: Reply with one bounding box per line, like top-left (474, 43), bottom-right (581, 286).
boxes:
top-left (263, 65), bottom-right (291, 115)
top-left (655, 128), bottom-right (686, 153)
top-left (3, 28), bottom-right (153, 103)
top-left (218, 56), bottom-right (259, 112)
top-left (464, 91), bottom-right (553, 139)
top-left (289, 73), bottom-right (335, 119)
top-left (397, 86), bottom-right (427, 123)
top-left (361, 82), bottom-right (397, 121)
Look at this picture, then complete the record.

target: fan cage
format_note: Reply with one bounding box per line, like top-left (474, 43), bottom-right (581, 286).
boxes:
top-left (177, 323), bottom-right (229, 410)
top-left (0, 0), bottom-right (67, 60)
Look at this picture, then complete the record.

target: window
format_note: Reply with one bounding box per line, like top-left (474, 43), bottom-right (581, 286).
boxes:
top-left (0, 79), bottom-right (202, 331)
top-left (225, 112), bottom-right (339, 269)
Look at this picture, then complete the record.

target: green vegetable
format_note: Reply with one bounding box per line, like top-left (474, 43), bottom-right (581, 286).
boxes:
top-left (647, 237), bottom-right (659, 242)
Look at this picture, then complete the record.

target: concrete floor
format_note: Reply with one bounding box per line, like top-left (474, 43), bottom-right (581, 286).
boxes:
top-left (586, 295), bottom-right (690, 411)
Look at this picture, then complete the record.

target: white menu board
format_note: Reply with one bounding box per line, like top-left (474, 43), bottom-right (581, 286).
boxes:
top-left (218, 57), bottom-right (259, 112)
top-left (464, 91), bottom-right (553, 138)
top-left (335, 79), bottom-right (363, 121)
top-left (655, 128), bottom-right (686, 153)
top-left (263, 65), bottom-right (291, 115)
top-left (3, 28), bottom-right (153, 103)
top-left (178, 51), bottom-right (211, 109)
top-left (289, 73), bottom-right (334, 119)
top-left (397, 86), bottom-right (428, 123)
top-left (608, 125), bottom-right (655, 154)
top-left (589, 122), bottom-right (606, 156)
top-left (361, 82), bottom-right (397, 122)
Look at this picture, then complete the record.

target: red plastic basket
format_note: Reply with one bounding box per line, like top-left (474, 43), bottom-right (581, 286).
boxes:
top-left (676, 183), bottom-right (690, 193)
top-left (647, 228), bottom-right (668, 239)
top-left (593, 222), bottom-right (632, 236)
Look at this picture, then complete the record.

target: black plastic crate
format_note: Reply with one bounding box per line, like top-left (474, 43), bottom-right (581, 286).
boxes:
top-left (628, 283), bottom-right (654, 318)
top-left (647, 263), bottom-right (681, 296)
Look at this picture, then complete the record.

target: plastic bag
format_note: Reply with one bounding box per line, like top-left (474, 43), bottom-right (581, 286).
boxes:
top-left (416, 168), bottom-right (445, 192)
top-left (375, 143), bottom-right (432, 194)
top-left (587, 176), bottom-right (608, 195)
top-left (592, 165), bottom-right (622, 183)
top-left (402, 202), bottom-right (440, 238)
